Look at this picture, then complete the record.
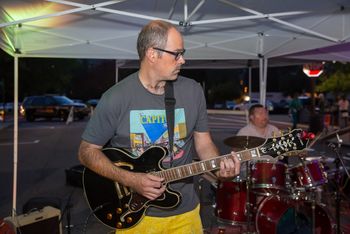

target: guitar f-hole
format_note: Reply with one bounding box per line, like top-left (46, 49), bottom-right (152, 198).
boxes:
top-left (115, 182), bottom-right (131, 199)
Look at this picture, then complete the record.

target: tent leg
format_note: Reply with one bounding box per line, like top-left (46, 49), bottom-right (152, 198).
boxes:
top-left (12, 55), bottom-right (19, 218)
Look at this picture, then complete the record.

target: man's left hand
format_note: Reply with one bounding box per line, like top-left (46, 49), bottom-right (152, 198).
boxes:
top-left (217, 151), bottom-right (240, 180)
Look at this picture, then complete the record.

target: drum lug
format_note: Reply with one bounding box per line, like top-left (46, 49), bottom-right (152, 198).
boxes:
top-left (259, 212), bottom-right (272, 222)
top-left (272, 177), bottom-right (277, 184)
top-left (251, 164), bottom-right (257, 170)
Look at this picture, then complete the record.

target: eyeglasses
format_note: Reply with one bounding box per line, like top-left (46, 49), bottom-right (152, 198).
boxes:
top-left (153, 47), bottom-right (186, 61)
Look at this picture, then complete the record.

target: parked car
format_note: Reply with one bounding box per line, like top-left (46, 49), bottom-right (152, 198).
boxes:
top-left (20, 95), bottom-right (90, 121)
top-left (234, 99), bottom-right (274, 112)
top-left (225, 100), bottom-right (236, 110)
top-left (213, 102), bottom-right (225, 109)
top-left (86, 99), bottom-right (99, 108)
top-left (0, 102), bottom-right (15, 113)
top-left (72, 99), bottom-right (84, 104)
top-left (272, 99), bottom-right (290, 113)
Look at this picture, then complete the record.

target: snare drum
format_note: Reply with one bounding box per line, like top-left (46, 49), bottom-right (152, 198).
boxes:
top-left (216, 179), bottom-right (256, 224)
top-left (250, 160), bottom-right (287, 195)
top-left (289, 160), bottom-right (328, 189)
top-left (256, 196), bottom-right (332, 234)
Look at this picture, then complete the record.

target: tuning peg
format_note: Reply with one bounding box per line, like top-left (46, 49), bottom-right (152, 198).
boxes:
top-left (307, 132), bottom-right (315, 140)
top-left (301, 131), bottom-right (308, 140)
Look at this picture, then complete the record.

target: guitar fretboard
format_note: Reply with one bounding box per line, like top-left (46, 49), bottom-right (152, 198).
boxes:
top-left (153, 148), bottom-right (260, 183)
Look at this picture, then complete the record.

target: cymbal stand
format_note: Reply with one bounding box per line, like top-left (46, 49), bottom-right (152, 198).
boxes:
top-left (328, 133), bottom-right (350, 234)
top-left (334, 158), bottom-right (341, 234)
top-left (245, 162), bottom-right (253, 233)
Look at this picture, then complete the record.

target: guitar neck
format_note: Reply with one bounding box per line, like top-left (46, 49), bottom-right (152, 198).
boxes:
top-left (153, 129), bottom-right (308, 183)
top-left (154, 147), bottom-right (259, 183)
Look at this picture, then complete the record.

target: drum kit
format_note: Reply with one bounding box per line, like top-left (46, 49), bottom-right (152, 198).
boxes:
top-left (214, 135), bottom-right (341, 234)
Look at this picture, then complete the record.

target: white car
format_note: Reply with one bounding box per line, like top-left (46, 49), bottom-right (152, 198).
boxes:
top-left (234, 99), bottom-right (274, 112)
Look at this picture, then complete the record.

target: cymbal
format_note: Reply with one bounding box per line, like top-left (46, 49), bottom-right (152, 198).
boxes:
top-left (223, 135), bottom-right (265, 149)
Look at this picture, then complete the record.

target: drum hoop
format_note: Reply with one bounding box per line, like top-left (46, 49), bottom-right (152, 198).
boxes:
top-left (251, 160), bottom-right (287, 167)
top-left (251, 184), bottom-right (287, 190)
top-left (231, 177), bottom-right (246, 183)
top-left (217, 217), bottom-right (248, 225)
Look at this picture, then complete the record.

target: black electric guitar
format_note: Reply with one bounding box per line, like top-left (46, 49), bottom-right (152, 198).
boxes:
top-left (83, 129), bottom-right (310, 230)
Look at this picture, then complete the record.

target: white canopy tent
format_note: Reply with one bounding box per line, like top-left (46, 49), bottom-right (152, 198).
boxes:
top-left (1, 0), bottom-right (350, 217)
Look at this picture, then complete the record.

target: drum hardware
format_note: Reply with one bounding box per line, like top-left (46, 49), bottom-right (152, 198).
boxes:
top-left (328, 134), bottom-right (350, 234)
top-left (216, 130), bottom-right (340, 234)
top-left (307, 188), bottom-right (318, 234)
top-left (244, 162), bottom-right (254, 234)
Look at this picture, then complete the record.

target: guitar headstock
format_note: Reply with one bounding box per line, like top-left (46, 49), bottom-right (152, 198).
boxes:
top-left (258, 129), bottom-right (312, 158)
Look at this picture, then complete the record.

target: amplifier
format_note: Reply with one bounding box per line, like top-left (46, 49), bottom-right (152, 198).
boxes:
top-left (4, 206), bottom-right (62, 234)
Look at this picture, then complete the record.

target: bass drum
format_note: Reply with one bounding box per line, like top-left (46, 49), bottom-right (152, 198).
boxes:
top-left (256, 196), bottom-right (332, 234)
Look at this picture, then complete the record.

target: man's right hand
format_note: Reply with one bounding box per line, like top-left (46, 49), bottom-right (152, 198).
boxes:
top-left (129, 173), bottom-right (166, 200)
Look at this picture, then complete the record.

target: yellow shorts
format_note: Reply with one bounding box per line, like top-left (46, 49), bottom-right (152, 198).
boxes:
top-left (115, 205), bottom-right (203, 234)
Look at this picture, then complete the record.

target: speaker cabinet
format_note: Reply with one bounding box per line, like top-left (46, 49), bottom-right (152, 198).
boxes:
top-left (4, 206), bottom-right (62, 234)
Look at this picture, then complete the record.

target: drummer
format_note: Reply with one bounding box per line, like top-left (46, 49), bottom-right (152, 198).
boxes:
top-left (237, 104), bottom-right (280, 139)
top-left (236, 104), bottom-right (284, 178)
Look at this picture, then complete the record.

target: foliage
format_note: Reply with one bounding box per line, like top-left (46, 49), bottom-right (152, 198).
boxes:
top-left (19, 58), bottom-right (82, 98)
top-left (316, 63), bottom-right (350, 95)
top-left (208, 80), bottom-right (242, 103)
top-left (0, 53), bottom-right (115, 101)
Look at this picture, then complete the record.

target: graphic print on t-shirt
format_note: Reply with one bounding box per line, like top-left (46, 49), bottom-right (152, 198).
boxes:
top-left (130, 108), bottom-right (187, 159)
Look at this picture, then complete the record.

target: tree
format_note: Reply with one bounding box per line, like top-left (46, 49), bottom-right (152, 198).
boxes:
top-left (19, 58), bottom-right (83, 99)
top-left (316, 64), bottom-right (350, 96)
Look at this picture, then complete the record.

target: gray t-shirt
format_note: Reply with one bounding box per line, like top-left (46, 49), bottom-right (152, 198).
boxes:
top-left (237, 123), bottom-right (279, 138)
top-left (82, 72), bottom-right (209, 217)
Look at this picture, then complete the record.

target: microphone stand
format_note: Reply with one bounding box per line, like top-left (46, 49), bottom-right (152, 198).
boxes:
top-left (328, 134), bottom-right (350, 234)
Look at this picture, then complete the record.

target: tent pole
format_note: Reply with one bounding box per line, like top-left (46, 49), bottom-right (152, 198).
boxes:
top-left (12, 55), bottom-right (19, 218)
top-left (259, 58), bottom-right (263, 104)
top-left (218, 0), bottom-right (339, 42)
top-left (115, 60), bottom-right (126, 83)
top-left (259, 58), bottom-right (268, 106)
top-left (115, 60), bottom-right (119, 83)
top-left (191, 11), bottom-right (307, 25)
top-left (263, 58), bottom-right (268, 105)
top-left (248, 60), bottom-right (252, 103)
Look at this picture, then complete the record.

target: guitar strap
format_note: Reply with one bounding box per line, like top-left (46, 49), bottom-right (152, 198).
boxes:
top-left (165, 81), bottom-right (176, 167)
